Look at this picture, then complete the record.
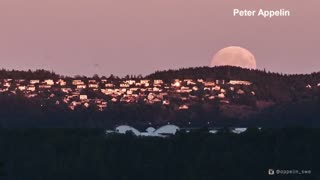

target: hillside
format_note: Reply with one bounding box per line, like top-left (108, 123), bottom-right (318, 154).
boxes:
top-left (149, 66), bottom-right (320, 100)
top-left (0, 66), bottom-right (319, 128)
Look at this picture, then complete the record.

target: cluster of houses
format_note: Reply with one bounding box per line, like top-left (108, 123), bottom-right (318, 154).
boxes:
top-left (0, 77), bottom-right (258, 111)
top-left (106, 124), bottom-right (250, 137)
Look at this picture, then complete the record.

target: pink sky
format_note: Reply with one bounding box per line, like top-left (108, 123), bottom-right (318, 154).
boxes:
top-left (0, 0), bottom-right (319, 76)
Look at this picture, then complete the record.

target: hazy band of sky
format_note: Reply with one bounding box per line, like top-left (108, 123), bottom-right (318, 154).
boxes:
top-left (0, 0), bottom-right (319, 76)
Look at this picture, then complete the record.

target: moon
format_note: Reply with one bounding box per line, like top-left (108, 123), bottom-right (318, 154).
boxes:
top-left (210, 46), bottom-right (257, 69)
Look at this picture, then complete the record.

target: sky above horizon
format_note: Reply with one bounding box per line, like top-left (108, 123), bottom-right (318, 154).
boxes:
top-left (0, 0), bottom-right (319, 76)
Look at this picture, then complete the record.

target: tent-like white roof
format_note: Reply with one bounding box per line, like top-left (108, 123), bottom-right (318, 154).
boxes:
top-left (115, 125), bottom-right (141, 136)
top-left (154, 125), bottom-right (180, 135)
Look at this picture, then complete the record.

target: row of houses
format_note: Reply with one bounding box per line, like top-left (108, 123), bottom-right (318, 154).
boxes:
top-left (0, 78), bottom-right (257, 111)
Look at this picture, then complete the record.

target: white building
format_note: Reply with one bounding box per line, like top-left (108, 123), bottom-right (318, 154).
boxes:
top-left (18, 86), bottom-right (26, 91)
top-left (115, 125), bottom-right (141, 136)
top-left (56, 79), bottom-right (67, 86)
top-left (30, 80), bottom-right (40, 84)
top-left (80, 95), bottom-right (88, 100)
top-left (153, 125), bottom-right (180, 136)
top-left (77, 84), bottom-right (87, 89)
top-left (44, 79), bottom-right (55, 86)
top-left (109, 125), bottom-right (180, 137)
top-left (72, 80), bottom-right (84, 85)
top-left (154, 79), bottom-right (163, 85)
top-left (179, 105), bottom-right (189, 110)
top-left (27, 86), bottom-right (36, 92)
top-left (229, 80), bottom-right (252, 86)
top-left (209, 130), bottom-right (218, 134)
top-left (89, 84), bottom-right (99, 88)
top-left (231, 128), bottom-right (247, 134)
top-left (217, 93), bottom-right (225, 99)
top-left (125, 80), bottom-right (136, 85)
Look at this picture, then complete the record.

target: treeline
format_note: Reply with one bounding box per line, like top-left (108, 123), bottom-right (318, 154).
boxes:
top-left (0, 128), bottom-right (319, 179)
top-left (1, 66), bottom-right (320, 83)
top-left (0, 69), bottom-right (143, 81)
top-left (147, 66), bottom-right (320, 84)
top-left (0, 69), bottom-right (61, 80)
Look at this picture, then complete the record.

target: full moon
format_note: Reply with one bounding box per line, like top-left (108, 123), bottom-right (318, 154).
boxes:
top-left (210, 46), bottom-right (257, 69)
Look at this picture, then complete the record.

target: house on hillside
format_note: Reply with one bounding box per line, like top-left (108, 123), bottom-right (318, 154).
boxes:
top-left (215, 80), bottom-right (225, 85)
top-left (163, 100), bottom-right (170, 105)
top-left (172, 81), bottom-right (181, 88)
top-left (18, 86), bottom-right (26, 91)
top-left (15, 79), bottom-right (25, 83)
top-left (140, 79), bottom-right (150, 86)
top-left (39, 84), bottom-right (51, 89)
top-left (44, 79), bottom-right (54, 86)
top-left (105, 83), bottom-right (114, 88)
top-left (3, 82), bottom-right (11, 87)
top-left (76, 84), bottom-right (86, 89)
top-left (125, 80), bottom-right (136, 85)
top-left (79, 95), bottom-right (88, 100)
top-left (27, 85), bottom-right (36, 92)
top-left (72, 80), bottom-right (84, 85)
top-left (61, 88), bottom-right (72, 93)
top-left (88, 83), bottom-right (99, 88)
top-left (179, 104), bottom-right (189, 110)
top-left (120, 83), bottom-right (129, 88)
top-left (56, 79), bottom-right (67, 86)
top-left (192, 86), bottom-right (199, 91)
top-left (229, 80), bottom-right (252, 86)
top-left (204, 81), bottom-right (215, 87)
top-left (154, 79), bottom-right (163, 86)
top-left (217, 93), bottom-right (225, 99)
top-left (88, 80), bottom-right (96, 83)
top-left (30, 80), bottom-right (40, 84)
top-left (213, 86), bottom-right (221, 91)
top-left (184, 79), bottom-right (196, 85)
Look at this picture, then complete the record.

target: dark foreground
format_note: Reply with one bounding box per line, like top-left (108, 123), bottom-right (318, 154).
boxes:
top-left (0, 128), bottom-right (319, 180)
